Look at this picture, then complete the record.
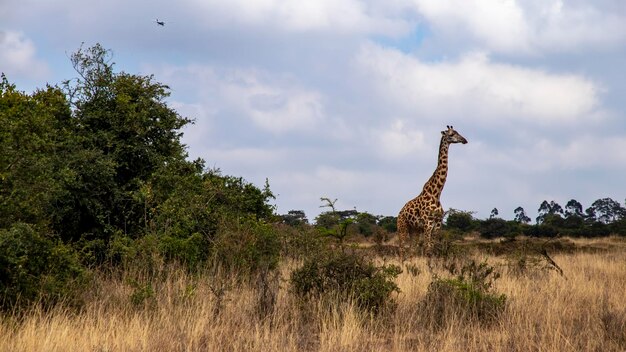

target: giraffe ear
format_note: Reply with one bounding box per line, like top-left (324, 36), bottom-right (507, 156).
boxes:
top-left (441, 130), bottom-right (446, 135)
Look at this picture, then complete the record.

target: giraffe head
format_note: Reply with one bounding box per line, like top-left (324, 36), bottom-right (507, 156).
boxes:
top-left (441, 125), bottom-right (468, 144)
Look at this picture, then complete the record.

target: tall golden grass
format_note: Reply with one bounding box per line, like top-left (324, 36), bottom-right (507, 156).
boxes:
top-left (1, 237), bottom-right (625, 352)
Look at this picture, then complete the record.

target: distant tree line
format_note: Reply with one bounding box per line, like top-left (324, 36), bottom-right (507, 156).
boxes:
top-left (446, 198), bottom-right (626, 238)
top-left (280, 197), bottom-right (626, 239)
top-left (280, 207), bottom-right (397, 238)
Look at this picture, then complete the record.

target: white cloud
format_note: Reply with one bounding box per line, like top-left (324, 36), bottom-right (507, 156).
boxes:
top-left (414, 0), bottom-right (531, 53)
top-left (202, 147), bottom-right (288, 168)
top-left (219, 69), bottom-right (325, 134)
top-left (531, 1), bottom-right (626, 52)
top-left (457, 132), bottom-right (626, 191)
top-left (412, 0), bottom-right (626, 54)
top-left (0, 31), bottom-right (49, 80)
top-left (154, 64), bottom-right (326, 134)
top-left (537, 135), bottom-right (626, 170)
top-left (374, 120), bottom-right (427, 158)
top-left (170, 101), bottom-right (216, 154)
top-left (185, 0), bottom-right (414, 36)
top-left (355, 43), bottom-right (600, 123)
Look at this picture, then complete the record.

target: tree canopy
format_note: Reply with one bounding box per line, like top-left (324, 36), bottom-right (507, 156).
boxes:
top-left (1, 44), bottom-right (278, 309)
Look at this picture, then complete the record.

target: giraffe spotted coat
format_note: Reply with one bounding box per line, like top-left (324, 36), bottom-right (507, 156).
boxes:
top-left (397, 126), bottom-right (467, 256)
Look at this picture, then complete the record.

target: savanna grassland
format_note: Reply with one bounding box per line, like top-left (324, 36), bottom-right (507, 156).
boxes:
top-left (1, 236), bottom-right (624, 352)
top-left (3, 45), bottom-right (626, 352)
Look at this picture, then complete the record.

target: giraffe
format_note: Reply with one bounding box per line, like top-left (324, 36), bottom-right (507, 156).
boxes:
top-left (397, 125), bottom-right (467, 257)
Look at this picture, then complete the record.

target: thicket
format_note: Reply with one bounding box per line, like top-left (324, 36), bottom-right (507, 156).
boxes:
top-left (0, 44), bottom-right (278, 311)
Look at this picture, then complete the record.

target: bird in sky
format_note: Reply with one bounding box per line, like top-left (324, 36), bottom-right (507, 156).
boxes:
top-left (154, 19), bottom-right (165, 26)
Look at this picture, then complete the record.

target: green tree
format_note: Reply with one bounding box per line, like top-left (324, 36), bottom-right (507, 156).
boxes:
top-left (542, 213), bottom-right (565, 227)
top-left (1, 44), bottom-right (282, 311)
top-left (590, 198), bottom-right (624, 224)
top-left (281, 210), bottom-right (308, 226)
top-left (513, 206), bottom-right (531, 224)
top-left (562, 199), bottom-right (585, 230)
top-left (315, 211), bottom-right (339, 229)
top-left (445, 209), bottom-right (474, 232)
top-left (356, 212), bottom-right (378, 236)
top-left (141, 165), bottom-right (276, 268)
top-left (536, 200), bottom-right (563, 224)
top-left (315, 198), bottom-right (354, 248)
top-left (489, 208), bottom-right (499, 219)
top-left (584, 206), bottom-right (597, 224)
top-left (0, 75), bottom-right (72, 229)
top-left (3, 44), bottom-right (278, 265)
top-left (478, 218), bottom-right (510, 239)
top-left (377, 216), bottom-right (397, 233)
top-left (564, 199), bottom-right (584, 219)
top-left (0, 223), bottom-right (85, 310)
top-left (55, 43), bottom-right (192, 242)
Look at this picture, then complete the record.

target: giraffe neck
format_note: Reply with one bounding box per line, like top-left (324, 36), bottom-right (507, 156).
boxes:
top-left (422, 136), bottom-right (449, 199)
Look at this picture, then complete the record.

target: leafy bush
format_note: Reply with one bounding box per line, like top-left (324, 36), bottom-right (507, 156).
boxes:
top-left (478, 218), bottom-right (512, 238)
top-left (355, 212), bottom-right (378, 237)
top-left (128, 280), bottom-right (156, 308)
top-left (290, 251), bottom-right (401, 313)
top-left (445, 210), bottom-right (475, 233)
top-left (142, 165), bottom-right (277, 270)
top-left (377, 216), bottom-right (397, 233)
top-left (276, 223), bottom-right (326, 261)
top-left (522, 224), bottom-right (559, 238)
top-left (430, 229), bottom-right (466, 259)
top-left (0, 223), bottom-right (86, 310)
top-left (212, 218), bottom-right (281, 275)
top-left (159, 232), bottom-right (207, 269)
top-left (421, 260), bottom-right (506, 326)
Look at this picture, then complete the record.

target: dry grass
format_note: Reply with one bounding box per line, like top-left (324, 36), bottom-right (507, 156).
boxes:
top-left (1, 237), bottom-right (625, 352)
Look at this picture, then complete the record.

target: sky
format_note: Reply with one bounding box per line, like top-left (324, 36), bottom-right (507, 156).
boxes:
top-left (2, 0), bottom-right (626, 222)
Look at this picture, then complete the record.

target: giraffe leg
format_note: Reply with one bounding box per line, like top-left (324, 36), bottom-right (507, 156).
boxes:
top-left (422, 220), bottom-right (434, 257)
top-left (416, 220), bottom-right (434, 273)
top-left (431, 221), bottom-right (442, 256)
top-left (397, 215), bottom-right (409, 262)
top-left (423, 226), bottom-right (435, 272)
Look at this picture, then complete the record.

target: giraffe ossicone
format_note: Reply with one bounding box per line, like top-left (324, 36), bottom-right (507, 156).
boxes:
top-left (397, 125), bottom-right (467, 257)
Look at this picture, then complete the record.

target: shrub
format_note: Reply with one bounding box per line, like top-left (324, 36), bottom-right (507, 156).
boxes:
top-left (0, 223), bottom-right (87, 310)
top-left (212, 218), bottom-right (281, 275)
top-left (430, 229), bottom-right (466, 259)
top-left (523, 224), bottom-right (559, 238)
top-left (276, 223), bottom-right (325, 261)
top-left (377, 216), bottom-right (397, 233)
top-left (128, 280), bottom-right (155, 307)
top-left (101, 233), bottom-right (164, 275)
top-left (159, 232), bottom-right (207, 269)
top-left (290, 251), bottom-right (401, 313)
top-left (445, 210), bottom-right (474, 233)
top-left (421, 259), bottom-right (506, 327)
top-left (478, 218), bottom-right (511, 239)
